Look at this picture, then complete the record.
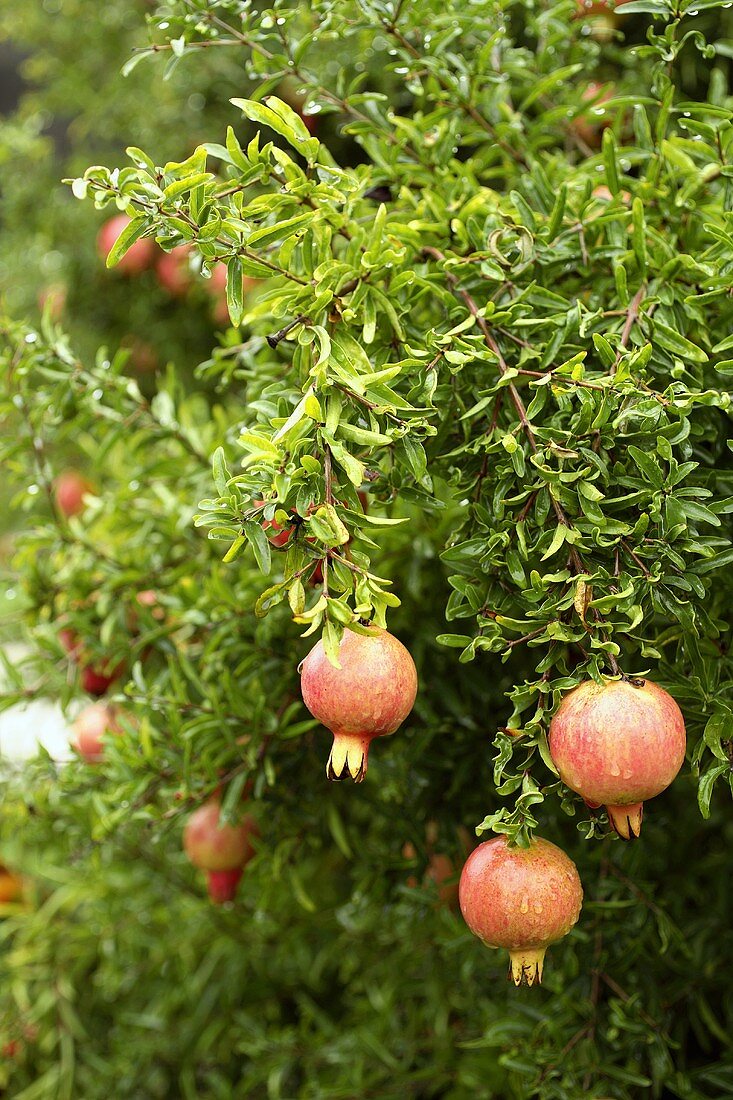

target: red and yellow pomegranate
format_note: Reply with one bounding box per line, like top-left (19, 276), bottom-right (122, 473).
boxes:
top-left (459, 836), bottom-right (583, 986)
top-left (549, 678), bottom-right (686, 839)
top-left (72, 702), bottom-right (121, 762)
top-left (54, 470), bottom-right (93, 518)
top-left (183, 800), bottom-right (258, 904)
top-left (300, 627), bottom-right (418, 782)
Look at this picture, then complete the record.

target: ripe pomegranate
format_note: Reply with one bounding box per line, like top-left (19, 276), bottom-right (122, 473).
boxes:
top-left (80, 660), bottom-right (124, 697)
top-left (72, 702), bottom-right (120, 762)
top-left (459, 836), bottom-right (583, 986)
top-left (183, 800), bottom-right (258, 904)
top-left (300, 627), bottom-right (418, 781)
top-left (549, 678), bottom-right (686, 839)
top-left (0, 865), bottom-right (23, 904)
top-left (156, 245), bottom-right (193, 297)
top-left (97, 214), bottom-right (156, 275)
top-left (54, 470), bottom-right (93, 518)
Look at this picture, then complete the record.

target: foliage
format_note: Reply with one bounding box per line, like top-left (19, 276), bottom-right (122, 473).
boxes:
top-left (0, 0), bottom-right (733, 1097)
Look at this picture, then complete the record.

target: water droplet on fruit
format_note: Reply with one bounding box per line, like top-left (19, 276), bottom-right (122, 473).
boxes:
top-left (610, 761), bottom-right (621, 776)
top-left (520, 896), bottom-right (529, 914)
top-left (533, 901), bottom-right (543, 914)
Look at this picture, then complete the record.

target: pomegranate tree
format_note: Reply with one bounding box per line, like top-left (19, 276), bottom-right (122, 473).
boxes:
top-left (549, 678), bottom-right (686, 839)
top-left (300, 627), bottom-right (418, 782)
top-left (459, 836), bottom-right (583, 986)
top-left (183, 800), bottom-right (258, 904)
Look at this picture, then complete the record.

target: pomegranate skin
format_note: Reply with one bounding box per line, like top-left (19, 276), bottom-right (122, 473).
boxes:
top-left (54, 471), bottom-right (92, 518)
top-left (72, 702), bottom-right (120, 762)
top-left (549, 678), bottom-right (686, 839)
top-left (206, 868), bottom-right (244, 904)
top-left (300, 627), bottom-right (418, 782)
top-left (80, 661), bottom-right (124, 698)
top-left (459, 836), bottom-right (583, 986)
top-left (183, 801), bottom-right (258, 873)
top-left (156, 246), bottom-right (193, 297)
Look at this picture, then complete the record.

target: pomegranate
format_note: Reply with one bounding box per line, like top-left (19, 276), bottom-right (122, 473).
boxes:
top-left (206, 868), bottom-right (244, 904)
top-left (80, 659), bottom-right (124, 697)
top-left (72, 702), bottom-right (120, 762)
top-left (549, 678), bottom-right (686, 839)
top-left (97, 214), bottom-right (156, 275)
top-left (54, 470), bottom-right (93, 518)
top-left (459, 836), bottom-right (583, 986)
top-left (300, 626), bottom-right (418, 781)
top-left (183, 800), bottom-right (258, 904)
top-left (156, 246), bottom-right (193, 297)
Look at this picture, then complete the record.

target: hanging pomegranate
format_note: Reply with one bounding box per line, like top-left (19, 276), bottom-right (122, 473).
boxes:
top-left (459, 836), bottom-right (583, 986)
top-left (549, 677), bottom-right (686, 839)
top-left (300, 627), bottom-right (418, 782)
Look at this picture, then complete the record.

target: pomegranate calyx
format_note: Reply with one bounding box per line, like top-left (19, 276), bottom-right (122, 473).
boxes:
top-left (326, 733), bottom-right (370, 783)
top-left (508, 947), bottom-right (546, 987)
top-left (606, 801), bottom-right (643, 840)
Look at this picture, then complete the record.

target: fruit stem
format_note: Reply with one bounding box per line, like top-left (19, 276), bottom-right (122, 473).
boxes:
top-left (606, 802), bottom-right (643, 840)
top-left (326, 732), bottom-right (371, 783)
top-left (508, 947), bottom-right (547, 987)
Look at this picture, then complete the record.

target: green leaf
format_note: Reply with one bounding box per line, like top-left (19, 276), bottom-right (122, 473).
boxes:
top-left (243, 519), bottom-right (273, 574)
top-left (698, 763), bottom-right (728, 819)
top-left (225, 256), bottom-right (244, 326)
top-left (654, 321), bottom-right (708, 363)
top-left (105, 215), bottom-right (148, 268)
top-left (230, 96), bottom-right (319, 163)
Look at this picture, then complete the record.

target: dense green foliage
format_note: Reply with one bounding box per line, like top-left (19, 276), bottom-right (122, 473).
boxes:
top-left (1, 1), bottom-right (733, 1097)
